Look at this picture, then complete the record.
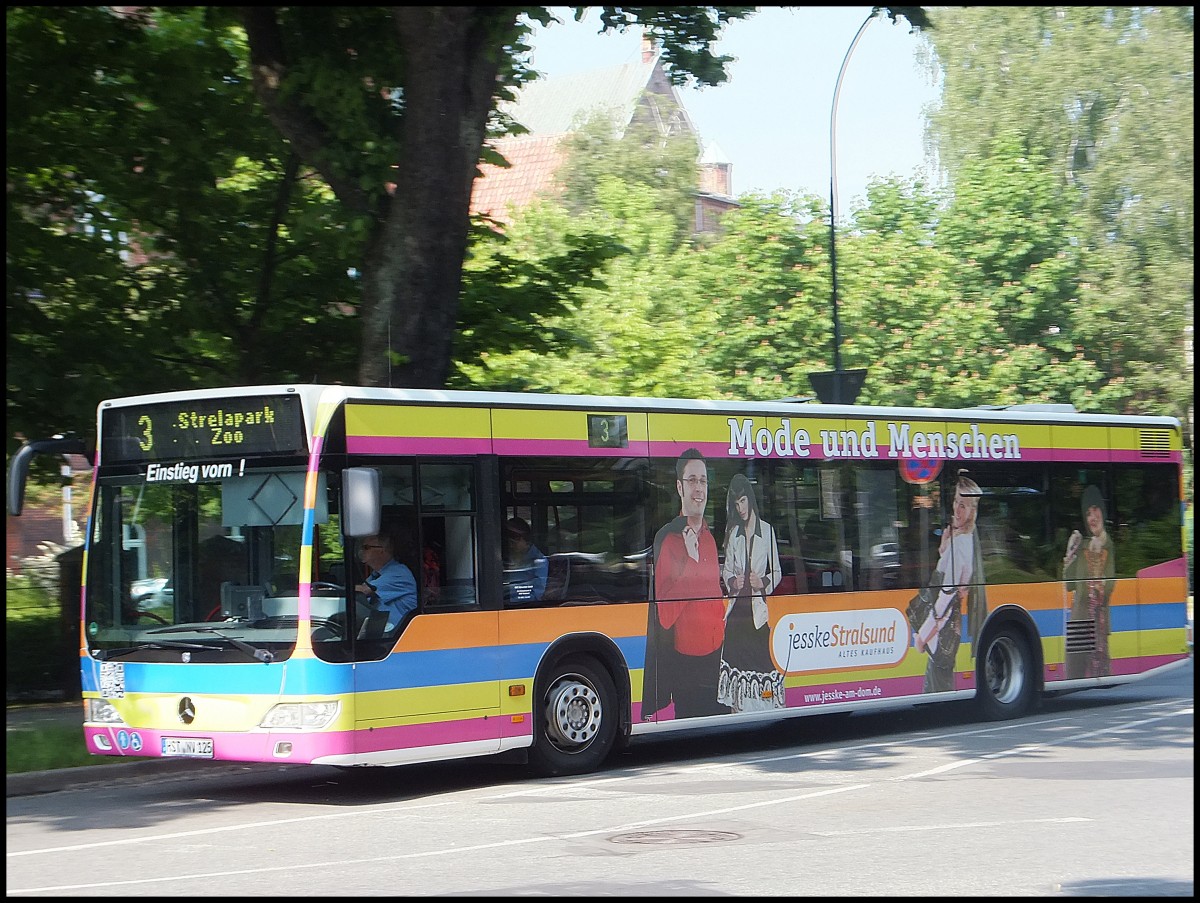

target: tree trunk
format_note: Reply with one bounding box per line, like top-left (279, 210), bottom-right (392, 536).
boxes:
top-left (359, 8), bottom-right (511, 387)
top-left (245, 6), bottom-right (516, 389)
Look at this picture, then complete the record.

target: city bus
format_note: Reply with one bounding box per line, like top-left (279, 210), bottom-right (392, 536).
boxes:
top-left (6, 384), bottom-right (1191, 776)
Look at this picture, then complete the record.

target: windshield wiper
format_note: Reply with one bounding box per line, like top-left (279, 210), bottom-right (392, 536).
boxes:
top-left (147, 623), bottom-right (275, 663)
top-left (94, 639), bottom-right (219, 661)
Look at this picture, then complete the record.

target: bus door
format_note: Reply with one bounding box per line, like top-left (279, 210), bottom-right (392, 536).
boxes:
top-left (349, 459), bottom-right (501, 751)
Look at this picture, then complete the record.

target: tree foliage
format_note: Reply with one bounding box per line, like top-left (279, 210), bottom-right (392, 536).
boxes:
top-left (458, 17), bottom-right (1189, 438)
top-left (922, 6), bottom-right (1193, 429)
top-left (7, 5), bottom-right (762, 457)
top-left (557, 110), bottom-right (702, 244)
top-left (6, 6), bottom-right (364, 458)
top-left (7, 5), bottom-right (1191, 483)
top-left (238, 5), bottom-right (758, 389)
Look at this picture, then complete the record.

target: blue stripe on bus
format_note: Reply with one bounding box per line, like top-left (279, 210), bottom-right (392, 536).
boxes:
top-left (492, 635), bottom-right (646, 678)
top-left (988, 600), bottom-right (1185, 641)
top-left (1027, 608), bottom-right (1063, 638)
top-left (1116, 600), bottom-right (1187, 631)
top-left (83, 636), bottom-right (649, 698)
top-left (81, 658), bottom-right (354, 696)
top-left (352, 635), bottom-right (647, 693)
top-left (84, 603), bottom-right (1183, 697)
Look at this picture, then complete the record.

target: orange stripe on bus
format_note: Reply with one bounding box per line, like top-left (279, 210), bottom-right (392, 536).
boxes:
top-left (497, 604), bottom-right (651, 643)
top-left (391, 613), bottom-right (499, 651)
top-left (1137, 576), bottom-right (1188, 605)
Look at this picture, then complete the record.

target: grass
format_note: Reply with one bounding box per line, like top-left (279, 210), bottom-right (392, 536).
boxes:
top-left (5, 571), bottom-right (95, 775)
top-left (5, 724), bottom-right (124, 774)
top-left (6, 575), bottom-right (73, 701)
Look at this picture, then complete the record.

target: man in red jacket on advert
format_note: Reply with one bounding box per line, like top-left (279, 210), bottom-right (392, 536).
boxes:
top-left (641, 447), bottom-right (731, 720)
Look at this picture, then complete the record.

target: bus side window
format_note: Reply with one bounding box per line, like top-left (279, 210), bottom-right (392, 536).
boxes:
top-left (434, 514), bottom-right (476, 606)
top-left (420, 516), bottom-right (471, 608)
top-left (417, 459), bottom-right (478, 609)
top-left (500, 457), bottom-right (650, 607)
top-left (421, 536), bottom-right (444, 603)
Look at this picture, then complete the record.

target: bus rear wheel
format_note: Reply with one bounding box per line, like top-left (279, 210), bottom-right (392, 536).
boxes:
top-left (975, 625), bottom-right (1036, 721)
top-left (528, 655), bottom-right (617, 777)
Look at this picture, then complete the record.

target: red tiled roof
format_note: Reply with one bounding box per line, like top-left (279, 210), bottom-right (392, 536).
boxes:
top-left (470, 134), bottom-right (569, 226)
top-left (469, 47), bottom-right (737, 230)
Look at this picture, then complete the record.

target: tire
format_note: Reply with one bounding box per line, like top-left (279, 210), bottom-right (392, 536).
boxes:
top-left (528, 654), bottom-right (618, 777)
top-left (975, 625), bottom-right (1037, 721)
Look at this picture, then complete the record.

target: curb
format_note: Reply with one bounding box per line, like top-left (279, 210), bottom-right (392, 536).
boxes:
top-left (6, 758), bottom-right (257, 798)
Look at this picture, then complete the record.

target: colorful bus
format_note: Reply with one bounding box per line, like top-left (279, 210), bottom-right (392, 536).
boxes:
top-left (7, 385), bottom-right (1191, 776)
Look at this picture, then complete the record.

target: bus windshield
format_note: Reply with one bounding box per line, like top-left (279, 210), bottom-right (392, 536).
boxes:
top-left (84, 466), bottom-right (344, 660)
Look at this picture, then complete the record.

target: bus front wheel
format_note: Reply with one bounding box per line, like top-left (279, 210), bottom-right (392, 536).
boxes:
top-left (528, 655), bottom-right (618, 777)
top-left (976, 625), bottom-right (1037, 721)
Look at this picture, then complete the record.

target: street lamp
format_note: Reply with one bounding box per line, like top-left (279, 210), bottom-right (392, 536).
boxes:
top-left (809, 11), bottom-right (873, 405)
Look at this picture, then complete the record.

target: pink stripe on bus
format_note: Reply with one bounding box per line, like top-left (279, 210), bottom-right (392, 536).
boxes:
top-left (353, 716), bottom-right (496, 752)
top-left (347, 437), bottom-right (493, 455)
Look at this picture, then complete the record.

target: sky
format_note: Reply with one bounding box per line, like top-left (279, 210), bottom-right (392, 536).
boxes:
top-left (525, 6), bottom-right (943, 215)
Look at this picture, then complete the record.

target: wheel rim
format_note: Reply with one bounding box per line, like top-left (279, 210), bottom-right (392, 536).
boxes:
top-left (984, 634), bottom-right (1025, 705)
top-left (544, 674), bottom-right (603, 753)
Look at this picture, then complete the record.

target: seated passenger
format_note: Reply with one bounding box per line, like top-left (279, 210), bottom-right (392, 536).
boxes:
top-left (504, 516), bottom-right (548, 603)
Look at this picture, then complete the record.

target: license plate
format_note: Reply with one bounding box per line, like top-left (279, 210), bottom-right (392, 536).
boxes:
top-left (162, 737), bottom-right (214, 758)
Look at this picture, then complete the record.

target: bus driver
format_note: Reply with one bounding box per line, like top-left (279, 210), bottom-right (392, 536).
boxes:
top-left (355, 530), bottom-right (418, 635)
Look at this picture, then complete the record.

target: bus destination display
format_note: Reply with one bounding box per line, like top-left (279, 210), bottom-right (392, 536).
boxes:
top-left (100, 395), bottom-right (307, 463)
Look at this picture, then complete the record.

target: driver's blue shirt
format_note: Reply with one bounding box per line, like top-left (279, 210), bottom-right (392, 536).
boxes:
top-left (365, 558), bottom-right (418, 629)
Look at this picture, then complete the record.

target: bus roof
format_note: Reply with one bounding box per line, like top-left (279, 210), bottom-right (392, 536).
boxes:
top-left (95, 383), bottom-right (1181, 431)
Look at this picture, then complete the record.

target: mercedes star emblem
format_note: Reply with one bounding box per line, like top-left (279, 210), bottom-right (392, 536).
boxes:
top-left (178, 697), bottom-right (196, 724)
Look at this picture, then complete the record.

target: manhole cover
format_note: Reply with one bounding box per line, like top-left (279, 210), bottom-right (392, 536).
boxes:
top-left (609, 830), bottom-right (741, 846)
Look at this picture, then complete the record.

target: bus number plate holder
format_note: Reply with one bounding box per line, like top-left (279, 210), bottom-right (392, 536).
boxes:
top-left (162, 737), bottom-right (214, 758)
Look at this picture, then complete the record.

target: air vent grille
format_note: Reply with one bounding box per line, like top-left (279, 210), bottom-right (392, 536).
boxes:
top-left (1066, 618), bottom-right (1097, 653)
top-left (1139, 429), bottom-right (1172, 458)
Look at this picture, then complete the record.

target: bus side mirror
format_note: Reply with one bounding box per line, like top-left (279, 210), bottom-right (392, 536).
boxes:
top-left (341, 467), bottom-right (381, 538)
top-left (7, 434), bottom-right (89, 516)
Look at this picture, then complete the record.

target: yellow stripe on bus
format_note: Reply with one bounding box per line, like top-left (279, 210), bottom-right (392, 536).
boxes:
top-left (1051, 424), bottom-right (1111, 453)
top-left (346, 404), bottom-right (491, 440)
top-left (355, 684), bottom-right (497, 722)
top-left (492, 408), bottom-right (649, 441)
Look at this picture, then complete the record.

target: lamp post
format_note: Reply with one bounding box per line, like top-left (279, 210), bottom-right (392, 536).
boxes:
top-left (810, 11), bottom-right (873, 405)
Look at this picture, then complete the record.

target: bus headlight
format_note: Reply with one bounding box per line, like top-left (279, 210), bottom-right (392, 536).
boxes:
top-left (260, 701), bottom-right (340, 729)
top-left (85, 699), bottom-right (125, 724)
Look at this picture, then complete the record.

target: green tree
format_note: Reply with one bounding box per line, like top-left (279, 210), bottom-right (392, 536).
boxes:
top-left (458, 178), bottom-right (727, 398)
top-left (8, 6), bottom-right (941, 454)
top-left (929, 135), bottom-right (1116, 410)
top-left (921, 6), bottom-right (1193, 427)
top-left (557, 109), bottom-right (702, 245)
top-left (833, 177), bottom-right (959, 406)
top-left (6, 6), bottom-right (363, 455)
top-left (6, 6), bottom-right (761, 453)
top-left (238, 5), bottom-right (758, 389)
top-left (686, 191), bottom-right (833, 399)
